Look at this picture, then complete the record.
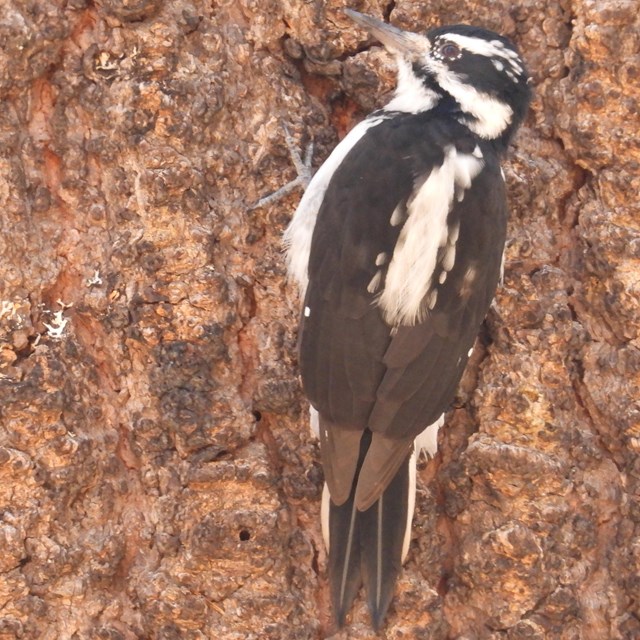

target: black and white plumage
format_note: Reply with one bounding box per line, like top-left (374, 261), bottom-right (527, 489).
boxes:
top-left (284, 9), bottom-right (531, 630)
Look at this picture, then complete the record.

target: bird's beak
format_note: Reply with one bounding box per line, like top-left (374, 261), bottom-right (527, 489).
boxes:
top-left (344, 9), bottom-right (428, 57)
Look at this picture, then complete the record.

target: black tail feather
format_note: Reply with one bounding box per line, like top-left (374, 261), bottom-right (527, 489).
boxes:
top-left (327, 431), bottom-right (370, 625)
top-left (328, 495), bottom-right (363, 626)
top-left (360, 452), bottom-right (411, 630)
top-left (327, 436), bottom-right (412, 630)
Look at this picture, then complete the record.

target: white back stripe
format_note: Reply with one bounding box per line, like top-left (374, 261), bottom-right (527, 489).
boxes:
top-left (377, 146), bottom-right (483, 325)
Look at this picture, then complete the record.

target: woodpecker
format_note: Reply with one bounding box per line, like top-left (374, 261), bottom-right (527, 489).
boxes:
top-left (284, 9), bottom-right (531, 630)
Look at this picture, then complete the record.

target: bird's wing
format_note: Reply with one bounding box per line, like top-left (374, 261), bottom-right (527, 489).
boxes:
top-left (299, 113), bottom-right (507, 627)
top-left (354, 163), bottom-right (508, 509)
top-left (301, 116), bottom-right (426, 496)
top-left (301, 113), bottom-right (448, 429)
top-left (301, 114), bottom-right (506, 506)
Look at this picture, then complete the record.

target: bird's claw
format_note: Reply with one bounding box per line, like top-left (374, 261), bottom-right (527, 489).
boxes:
top-left (249, 124), bottom-right (314, 210)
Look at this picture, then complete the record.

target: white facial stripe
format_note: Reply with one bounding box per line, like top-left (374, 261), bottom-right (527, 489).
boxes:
top-left (438, 33), bottom-right (502, 57)
top-left (435, 69), bottom-right (514, 138)
top-left (284, 114), bottom-right (388, 294)
top-left (440, 33), bottom-right (525, 76)
top-left (385, 57), bottom-right (439, 114)
top-left (444, 34), bottom-right (524, 68)
top-left (377, 146), bottom-right (484, 326)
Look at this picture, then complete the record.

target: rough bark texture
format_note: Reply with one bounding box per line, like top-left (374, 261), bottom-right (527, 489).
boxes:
top-left (0, 0), bottom-right (638, 638)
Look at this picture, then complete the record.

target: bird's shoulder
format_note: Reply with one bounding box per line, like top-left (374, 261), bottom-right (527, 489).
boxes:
top-left (307, 109), bottom-right (501, 313)
top-left (334, 108), bottom-right (491, 178)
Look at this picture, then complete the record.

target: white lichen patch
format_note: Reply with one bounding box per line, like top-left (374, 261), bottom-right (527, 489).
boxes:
top-left (43, 311), bottom-right (69, 339)
top-left (42, 301), bottom-right (73, 340)
top-left (1, 299), bottom-right (32, 333)
top-left (0, 300), bottom-right (17, 320)
top-left (86, 270), bottom-right (103, 287)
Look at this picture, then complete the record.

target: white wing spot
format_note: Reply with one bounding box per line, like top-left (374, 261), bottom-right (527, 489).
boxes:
top-left (442, 244), bottom-right (456, 272)
top-left (375, 252), bottom-right (387, 266)
top-left (309, 406), bottom-right (319, 437)
top-left (367, 271), bottom-right (383, 294)
top-left (304, 306), bottom-right (311, 317)
top-left (428, 289), bottom-right (438, 309)
top-left (492, 59), bottom-right (504, 72)
top-left (460, 265), bottom-right (478, 299)
top-left (439, 271), bottom-right (447, 284)
top-left (390, 203), bottom-right (405, 226)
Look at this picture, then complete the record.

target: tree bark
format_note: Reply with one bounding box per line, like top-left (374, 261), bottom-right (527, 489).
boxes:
top-left (0, 1), bottom-right (638, 638)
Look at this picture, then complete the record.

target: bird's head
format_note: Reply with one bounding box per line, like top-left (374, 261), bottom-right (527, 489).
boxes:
top-left (345, 9), bottom-right (531, 146)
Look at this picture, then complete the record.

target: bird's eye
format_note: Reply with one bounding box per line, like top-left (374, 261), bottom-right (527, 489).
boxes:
top-left (440, 42), bottom-right (461, 60)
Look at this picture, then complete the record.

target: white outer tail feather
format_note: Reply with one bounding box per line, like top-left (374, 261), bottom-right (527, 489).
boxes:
top-left (321, 413), bottom-right (444, 560)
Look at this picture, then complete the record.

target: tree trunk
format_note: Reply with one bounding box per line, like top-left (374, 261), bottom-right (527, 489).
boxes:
top-left (1, 1), bottom-right (638, 638)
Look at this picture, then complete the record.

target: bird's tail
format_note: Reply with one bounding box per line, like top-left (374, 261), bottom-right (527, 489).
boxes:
top-left (323, 437), bottom-right (414, 630)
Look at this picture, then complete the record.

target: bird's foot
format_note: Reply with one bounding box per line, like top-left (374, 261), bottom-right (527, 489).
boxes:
top-left (249, 125), bottom-right (314, 210)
